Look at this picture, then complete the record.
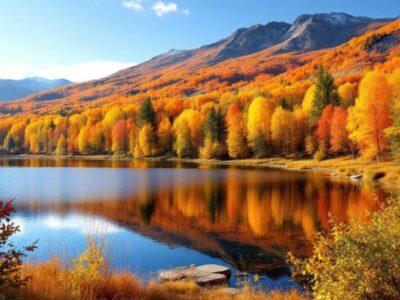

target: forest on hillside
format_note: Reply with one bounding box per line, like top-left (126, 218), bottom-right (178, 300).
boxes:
top-left (0, 22), bottom-right (400, 163)
top-left (1, 64), bottom-right (399, 163)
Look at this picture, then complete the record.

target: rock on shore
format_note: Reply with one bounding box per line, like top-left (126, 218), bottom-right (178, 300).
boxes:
top-left (159, 264), bottom-right (231, 286)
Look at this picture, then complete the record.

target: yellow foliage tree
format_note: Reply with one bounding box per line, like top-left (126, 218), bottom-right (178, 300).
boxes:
top-left (55, 134), bottom-right (67, 156)
top-left (338, 82), bottom-right (358, 108)
top-left (173, 109), bottom-right (204, 158)
top-left (347, 70), bottom-right (393, 161)
top-left (247, 96), bottom-right (273, 156)
top-left (302, 84), bottom-right (316, 116)
top-left (136, 123), bottom-right (156, 157)
top-left (271, 106), bottom-right (291, 154)
top-left (157, 116), bottom-right (173, 154)
top-left (78, 126), bottom-right (91, 154)
top-left (226, 104), bottom-right (249, 159)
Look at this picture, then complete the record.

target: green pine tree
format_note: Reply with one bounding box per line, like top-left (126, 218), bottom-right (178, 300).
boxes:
top-left (312, 66), bottom-right (340, 120)
top-left (252, 130), bottom-right (268, 158)
top-left (3, 134), bottom-right (15, 153)
top-left (136, 97), bottom-right (156, 129)
top-left (203, 107), bottom-right (225, 143)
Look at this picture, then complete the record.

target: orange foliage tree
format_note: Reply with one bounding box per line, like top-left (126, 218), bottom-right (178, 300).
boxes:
top-left (348, 70), bottom-right (393, 161)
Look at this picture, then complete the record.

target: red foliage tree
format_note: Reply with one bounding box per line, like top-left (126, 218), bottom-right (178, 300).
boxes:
top-left (0, 200), bottom-right (37, 293)
top-left (316, 105), bottom-right (335, 150)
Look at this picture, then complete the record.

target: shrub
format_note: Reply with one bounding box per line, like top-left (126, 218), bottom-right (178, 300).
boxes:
top-left (70, 237), bottom-right (109, 299)
top-left (0, 200), bottom-right (37, 295)
top-left (289, 198), bottom-right (400, 300)
top-left (313, 150), bottom-right (326, 162)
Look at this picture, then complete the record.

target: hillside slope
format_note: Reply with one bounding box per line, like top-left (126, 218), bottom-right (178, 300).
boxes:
top-left (0, 13), bottom-right (393, 116)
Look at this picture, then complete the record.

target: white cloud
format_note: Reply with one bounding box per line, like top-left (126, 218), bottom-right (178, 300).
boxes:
top-left (36, 60), bottom-right (136, 82)
top-left (122, 0), bottom-right (190, 17)
top-left (0, 62), bottom-right (34, 80)
top-left (152, 1), bottom-right (178, 17)
top-left (122, 0), bottom-right (143, 11)
top-left (0, 60), bottom-right (136, 82)
top-left (43, 214), bottom-right (122, 235)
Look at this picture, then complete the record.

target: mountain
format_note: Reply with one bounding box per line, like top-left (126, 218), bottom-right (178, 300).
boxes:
top-left (122, 12), bottom-right (391, 72)
top-left (0, 77), bottom-right (72, 102)
top-left (271, 13), bottom-right (391, 53)
top-left (0, 13), bottom-right (398, 116)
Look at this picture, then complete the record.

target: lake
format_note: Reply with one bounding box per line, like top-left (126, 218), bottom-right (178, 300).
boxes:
top-left (0, 158), bottom-right (389, 291)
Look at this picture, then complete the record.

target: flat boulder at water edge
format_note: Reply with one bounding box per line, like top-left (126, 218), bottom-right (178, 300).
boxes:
top-left (159, 264), bottom-right (231, 286)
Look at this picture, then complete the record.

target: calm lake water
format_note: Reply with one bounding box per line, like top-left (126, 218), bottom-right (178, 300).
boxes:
top-left (0, 158), bottom-right (390, 290)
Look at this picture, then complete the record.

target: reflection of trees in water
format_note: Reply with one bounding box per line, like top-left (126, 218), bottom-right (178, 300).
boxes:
top-left (139, 198), bottom-right (155, 224)
top-left (203, 170), bottom-right (225, 224)
top-left (23, 166), bottom-right (387, 276)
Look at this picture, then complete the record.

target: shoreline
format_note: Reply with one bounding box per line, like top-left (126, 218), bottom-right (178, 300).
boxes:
top-left (1, 154), bottom-right (399, 192)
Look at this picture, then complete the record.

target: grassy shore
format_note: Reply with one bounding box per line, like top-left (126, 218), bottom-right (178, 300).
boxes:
top-left (14, 259), bottom-right (307, 300)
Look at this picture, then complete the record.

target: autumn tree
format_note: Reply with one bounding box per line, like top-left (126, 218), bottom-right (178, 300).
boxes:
top-left (88, 123), bottom-right (104, 154)
top-left (135, 98), bottom-right (157, 156)
top-left (338, 82), bottom-right (358, 108)
top-left (78, 126), bottom-right (92, 154)
top-left (225, 104), bottom-right (249, 159)
top-left (68, 114), bottom-right (86, 155)
top-left (203, 107), bottom-right (225, 144)
top-left (305, 134), bottom-right (317, 156)
top-left (292, 107), bottom-right (309, 154)
top-left (386, 69), bottom-right (400, 161)
top-left (200, 107), bottom-right (226, 158)
top-left (173, 109), bottom-right (204, 158)
top-left (316, 105), bottom-right (335, 153)
top-left (271, 106), bottom-right (291, 154)
top-left (386, 98), bottom-right (400, 161)
top-left (311, 66), bottom-right (340, 120)
top-left (55, 134), bottom-right (67, 156)
top-left (157, 116), bottom-right (173, 154)
top-left (173, 119), bottom-right (191, 158)
top-left (24, 120), bottom-right (48, 154)
top-left (135, 123), bottom-right (157, 157)
top-left (3, 121), bottom-right (26, 153)
top-left (302, 84), bottom-right (317, 116)
top-left (247, 96), bottom-right (273, 157)
top-left (330, 107), bottom-right (351, 155)
top-left (347, 70), bottom-right (393, 161)
top-left (111, 119), bottom-right (129, 154)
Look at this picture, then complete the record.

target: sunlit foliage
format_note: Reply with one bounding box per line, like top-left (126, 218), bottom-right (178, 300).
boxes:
top-left (289, 198), bottom-right (400, 300)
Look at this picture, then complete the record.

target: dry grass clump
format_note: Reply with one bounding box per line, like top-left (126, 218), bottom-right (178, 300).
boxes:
top-left (18, 258), bottom-right (142, 300)
top-left (17, 237), bottom-right (142, 300)
top-left (143, 281), bottom-right (307, 300)
top-left (144, 280), bottom-right (200, 300)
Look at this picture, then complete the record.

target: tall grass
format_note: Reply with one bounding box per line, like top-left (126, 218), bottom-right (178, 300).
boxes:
top-left (14, 234), bottom-right (307, 300)
top-left (18, 237), bottom-right (142, 300)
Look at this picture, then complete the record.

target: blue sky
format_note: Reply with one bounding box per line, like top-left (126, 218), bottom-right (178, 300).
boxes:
top-left (0, 0), bottom-right (399, 82)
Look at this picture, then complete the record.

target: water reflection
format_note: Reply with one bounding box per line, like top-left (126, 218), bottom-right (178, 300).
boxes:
top-left (0, 158), bottom-right (389, 287)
